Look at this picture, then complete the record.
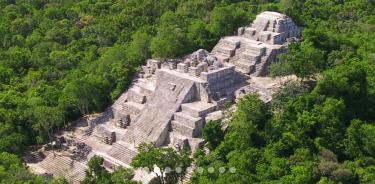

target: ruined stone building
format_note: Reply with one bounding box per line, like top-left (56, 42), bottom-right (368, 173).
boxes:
top-left (27, 11), bottom-right (301, 183)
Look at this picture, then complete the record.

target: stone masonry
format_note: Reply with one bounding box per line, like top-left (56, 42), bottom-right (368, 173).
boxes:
top-left (212, 11), bottom-right (301, 76)
top-left (27, 11), bottom-right (300, 184)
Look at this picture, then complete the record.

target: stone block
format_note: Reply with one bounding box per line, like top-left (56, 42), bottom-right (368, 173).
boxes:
top-left (150, 59), bottom-right (161, 69)
top-left (96, 125), bottom-right (116, 145)
top-left (177, 63), bottom-right (188, 73)
top-left (197, 62), bottom-right (208, 74)
top-left (200, 72), bottom-right (208, 81)
top-left (115, 114), bottom-right (130, 128)
top-left (188, 66), bottom-right (199, 77)
top-left (168, 62), bottom-right (177, 70)
top-left (123, 102), bottom-right (144, 116)
top-left (188, 138), bottom-right (205, 152)
top-left (127, 89), bottom-right (146, 104)
top-left (181, 102), bottom-right (217, 118)
top-left (171, 121), bottom-right (199, 138)
top-left (205, 111), bottom-right (224, 122)
top-left (173, 112), bottom-right (204, 128)
top-left (171, 136), bottom-right (189, 151)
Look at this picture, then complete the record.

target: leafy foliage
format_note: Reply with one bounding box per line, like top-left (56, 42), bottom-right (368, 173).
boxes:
top-left (131, 143), bottom-right (192, 184)
top-left (82, 156), bottom-right (138, 184)
top-left (202, 120), bottom-right (225, 150)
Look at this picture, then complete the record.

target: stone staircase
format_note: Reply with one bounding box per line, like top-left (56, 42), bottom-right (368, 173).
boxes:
top-left (169, 101), bottom-right (216, 151)
top-left (121, 70), bottom-right (197, 147)
top-left (229, 40), bottom-right (267, 74)
top-left (120, 126), bottom-right (153, 147)
top-left (180, 101), bottom-right (217, 118)
top-left (171, 112), bottom-right (204, 138)
top-left (108, 141), bottom-right (138, 165)
top-left (39, 154), bottom-right (87, 184)
top-left (252, 47), bottom-right (280, 76)
top-left (114, 76), bottom-right (156, 121)
top-left (211, 38), bottom-right (240, 62)
top-left (179, 164), bottom-right (197, 184)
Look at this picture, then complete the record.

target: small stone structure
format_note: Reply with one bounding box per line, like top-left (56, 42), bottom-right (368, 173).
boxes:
top-left (115, 114), bottom-right (130, 128)
top-left (212, 11), bottom-right (301, 76)
top-left (27, 11), bottom-right (300, 184)
top-left (238, 11), bottom-right (300, 44)
top-left (95, 125), bottom-right (116, 145)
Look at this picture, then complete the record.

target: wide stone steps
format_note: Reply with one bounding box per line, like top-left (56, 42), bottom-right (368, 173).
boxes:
top-left (171, 120), bottom-right (197, 138)
top-left (233, 59), bottom-right (255, 74)
top-left (181, 102), bottom-right (216, 118)
top-left (230, 52), bottom-right (261, 64)
top-left (212, 45), bottom-right (236, 57)
top-left (134, 80), bottom-right (155, 96)
top-left (108, 142), bottom-right (137, 165)
top-left (236, 45), bottom-right (266, 56)
top-left (39, 154), bottom-right (86, 184)
top-left (252, 61), bottom-right (267, 76)
top-left (173, 112), bottom-right (204, 128)
top-left (214, 53), bottom-right (230, 62)
top-left (179, 164), bottom-right (197, 184)
top-left (211, 39), bottom-right (239, 57)
top-left (214, 39), bottom-right (240, 48)
top-left (241, 53), bottom-right (261, 62)
top-left (121, 126), bottom-right (153, 146)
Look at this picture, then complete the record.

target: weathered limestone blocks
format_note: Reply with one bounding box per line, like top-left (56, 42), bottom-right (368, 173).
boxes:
top-left (171, 136), bottom-right (190, 151)
top-left (181, 102), bottom-right (216, 118)
top-left (211, 39), bottom-right (240, 57)
top-left (95, 125), bottom-right (116, 145)
top-left (188, 66), bottom-right (199, 77)
top-left (239, 11), bottom-right (301, 45)
top-left (205, 111), bottom-right (224, 122)
top-left (108, 142), bottom-right (137, 165)
top-left (122, 101), bottom-right (144, 116)
top-left (211, 11), bottom-right (301, 76)
top-left (173, 112), bottom-right (204, 129)
top-left (183, 50), bottom-right (226, 77)
top-left (134, 81), bottom-right (155, 97)
top-left (127, 88), bottom-right (146, 104)
top-left (171, 121), bottom-right (199, 138)
top-left (146, 49), bottom-right (231, 81)
top-left (161, 59), bottom-right (179, 70)
top-left (177, 63), bottom-right (189, 73)
top-left (121, 70), bottom-right (198, 147)
top-left (115, 114), bottom-right (130, 128)
top-left (142, 59), bottom-right (161, 76)
top-left (200, 65), bottom-right (235, 81)
top-left (199, 65), bottom-right (238, 98)
top-left (188, 49), bottom-right (209, 64)
top-left (170, 132), bottom-right (205, 153)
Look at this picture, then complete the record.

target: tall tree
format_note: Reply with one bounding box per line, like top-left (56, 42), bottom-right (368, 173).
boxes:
top-left (274, 41), bottom-right (326, 81)
top-left (32, 106), bottom-right (63, 149)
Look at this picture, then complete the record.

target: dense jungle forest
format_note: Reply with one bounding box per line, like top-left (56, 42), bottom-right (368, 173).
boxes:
top-left (0, 0), bottom-right (374, 183)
